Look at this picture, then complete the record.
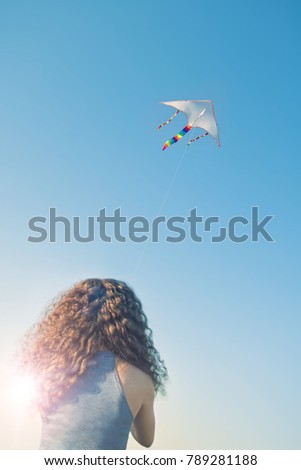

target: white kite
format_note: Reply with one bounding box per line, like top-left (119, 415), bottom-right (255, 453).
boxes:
top-left (157, 100), bottom-right (220, 150)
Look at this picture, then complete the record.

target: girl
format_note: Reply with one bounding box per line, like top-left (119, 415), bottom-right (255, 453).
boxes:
top-left (20, 278), bottom-right (167, 450)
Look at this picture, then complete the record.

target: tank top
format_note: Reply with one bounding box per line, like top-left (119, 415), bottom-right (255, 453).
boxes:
top-left (39, 351), bottom-right (133, 449)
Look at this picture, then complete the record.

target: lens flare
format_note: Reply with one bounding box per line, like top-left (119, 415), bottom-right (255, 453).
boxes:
top-left (10, 374), bottom-right (37, 408)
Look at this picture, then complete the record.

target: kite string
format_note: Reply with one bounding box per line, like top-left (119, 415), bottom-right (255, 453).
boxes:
top-left (131, 144), bottom-right (190, 278)
top-left (157, 144), bottom-right (189, 215)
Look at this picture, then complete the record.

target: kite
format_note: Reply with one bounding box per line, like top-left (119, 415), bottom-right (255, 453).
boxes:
top-left (157, 100), bottom-right (220, 150)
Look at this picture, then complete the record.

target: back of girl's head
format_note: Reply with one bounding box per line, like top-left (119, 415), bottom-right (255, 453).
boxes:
top-left (52, 278), bottom-right (148, 352)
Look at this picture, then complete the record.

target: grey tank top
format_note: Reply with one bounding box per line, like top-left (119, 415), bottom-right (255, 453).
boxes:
top-left (39, 351), bottom-right (133, 450)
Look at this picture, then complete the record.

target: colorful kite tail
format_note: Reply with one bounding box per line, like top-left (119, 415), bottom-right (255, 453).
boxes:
top-left (162, 124), bottom-right (192, 151)
top-left (187, 132), bottom-right (209, 146)
top-left (157, 110), bottom-right (179, 131)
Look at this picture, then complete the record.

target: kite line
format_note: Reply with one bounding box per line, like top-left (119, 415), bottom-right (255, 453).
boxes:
top-left (131, 142), bottom-right (190, 278)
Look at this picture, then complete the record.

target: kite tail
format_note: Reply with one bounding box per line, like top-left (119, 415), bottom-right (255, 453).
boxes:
top-left (157, 110), bottom-right (179, 131)
top-left (187, 132), bottom-right (209, 146)
top-left (162, 124), bottom-right (192, 151)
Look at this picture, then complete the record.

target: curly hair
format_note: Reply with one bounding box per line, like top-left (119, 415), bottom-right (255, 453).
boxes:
top-left (20, 278), bottom-right (168, 413)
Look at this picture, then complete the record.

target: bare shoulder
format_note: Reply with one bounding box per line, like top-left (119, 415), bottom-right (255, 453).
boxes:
top-left (115, 357), bottom-right (155, 417)
top-left (116, 357), bottom-right (154, 394)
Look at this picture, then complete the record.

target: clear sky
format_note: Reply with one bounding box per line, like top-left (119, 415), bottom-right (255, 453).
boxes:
top-left (0, 0), bottom-right (300, 449)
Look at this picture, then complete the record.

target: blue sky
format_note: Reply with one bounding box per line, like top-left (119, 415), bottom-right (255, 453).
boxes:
top-left (0, 0), bottom-right (300, 449)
